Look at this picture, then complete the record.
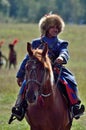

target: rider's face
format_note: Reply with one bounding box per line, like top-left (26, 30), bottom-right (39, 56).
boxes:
top-left (47, 25), bottom-right (59, 38)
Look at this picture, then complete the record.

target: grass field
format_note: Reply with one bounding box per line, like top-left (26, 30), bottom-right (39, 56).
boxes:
top-left (0, 23), bottom-right (86, 130)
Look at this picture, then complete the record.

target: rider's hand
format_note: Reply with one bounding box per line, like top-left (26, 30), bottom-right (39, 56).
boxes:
top-left (17, 78), bottom-right (23, 87)
top-left (55, 56), bottom-right (64, 65)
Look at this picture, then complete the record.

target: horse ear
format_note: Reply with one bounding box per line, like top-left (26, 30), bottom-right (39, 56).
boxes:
top-left (27, 42), bottom-right (33, 56)
top-left (42, 43), bottom-right (48, 57)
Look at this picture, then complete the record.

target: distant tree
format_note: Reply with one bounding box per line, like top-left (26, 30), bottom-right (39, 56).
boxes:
top-left (55, 0), bottom-right (84, 23)
top-left (0, 0), bottom-right (86, 24)
top-left (8, 0), bottom-right (19, 17)
top-left (0, 0), bottom-right (10, 16)
top-left (79, 0), bottom-right (86, 24)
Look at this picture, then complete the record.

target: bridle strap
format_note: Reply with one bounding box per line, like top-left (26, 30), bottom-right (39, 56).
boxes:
top-left (26, 79), bottom-right (42, 87)
top-left (41, 93), bottom-right (52, 97)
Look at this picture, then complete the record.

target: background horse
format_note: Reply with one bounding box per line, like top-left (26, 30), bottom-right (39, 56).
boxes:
top-left (25, 42), bottom-right (73, 130)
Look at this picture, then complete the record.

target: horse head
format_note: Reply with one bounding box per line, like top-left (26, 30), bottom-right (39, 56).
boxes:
top-left (25, 42), bottom-right (54, 105)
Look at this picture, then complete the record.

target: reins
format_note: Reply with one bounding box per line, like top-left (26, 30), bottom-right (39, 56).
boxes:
top-left (55, 64), bottom-right (62, 85)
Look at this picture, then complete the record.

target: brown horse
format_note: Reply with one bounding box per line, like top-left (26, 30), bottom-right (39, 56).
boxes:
top-left (25, 42), bottom-right (73, 130)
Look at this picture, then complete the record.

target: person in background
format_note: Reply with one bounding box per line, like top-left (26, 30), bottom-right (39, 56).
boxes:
top-left (8, 39), bottom-right (18, 69)
top-left (8, 44), bottom-right (17, 69)
top-left (0, 40), bottom-right (8, 68)
top-left (11, 13), bottom-right (85, 121)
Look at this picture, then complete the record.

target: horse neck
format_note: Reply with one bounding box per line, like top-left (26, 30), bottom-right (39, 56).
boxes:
top-left (42, 79), bottom-right (53, 96)
top-left (41, 66), bottom-right (54, 95)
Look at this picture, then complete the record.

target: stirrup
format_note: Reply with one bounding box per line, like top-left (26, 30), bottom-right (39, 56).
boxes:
top-left (8, 109), bottom-right (25, 124)
top-left (71, 104), bottom-right (85, 119)
top-left (8, 114), bottom-right (17, 124)
top-left (12, 106), bottom-right (25, 121)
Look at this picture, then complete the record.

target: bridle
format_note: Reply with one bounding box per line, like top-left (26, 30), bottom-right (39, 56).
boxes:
top-left (26, 58), bottom-right (52, 98)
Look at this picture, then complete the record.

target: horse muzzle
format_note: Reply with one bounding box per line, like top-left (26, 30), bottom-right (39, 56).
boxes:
top-left (26, 89), bottom-right (38, 104)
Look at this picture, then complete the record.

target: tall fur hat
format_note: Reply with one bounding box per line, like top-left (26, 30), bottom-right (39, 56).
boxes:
top-left (39, 14), bottom-right (65, 36)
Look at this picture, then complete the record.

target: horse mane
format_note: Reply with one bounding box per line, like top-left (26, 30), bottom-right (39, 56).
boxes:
top-left (33, 49), bottom-right (51, 69)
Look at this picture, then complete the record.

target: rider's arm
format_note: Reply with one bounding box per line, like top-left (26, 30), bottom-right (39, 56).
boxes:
top-left (57, 41), bottom-right (70, 64)
top-left (16, 54), bottom-right (29, 79)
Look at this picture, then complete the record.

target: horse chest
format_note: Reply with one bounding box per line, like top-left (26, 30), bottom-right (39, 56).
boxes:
top-left (26, 103), bottom-right (63, 129)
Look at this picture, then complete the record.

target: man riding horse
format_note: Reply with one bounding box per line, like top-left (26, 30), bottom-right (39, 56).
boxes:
top-left (10, 13), bottom-right (85, 122)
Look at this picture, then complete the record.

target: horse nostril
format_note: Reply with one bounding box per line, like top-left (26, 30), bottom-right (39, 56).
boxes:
top-left (34, 95), bottom-right (36, 101)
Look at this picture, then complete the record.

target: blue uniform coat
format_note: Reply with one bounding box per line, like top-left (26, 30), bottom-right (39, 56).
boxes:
top-left (17, 36), bottom-right (78, 105)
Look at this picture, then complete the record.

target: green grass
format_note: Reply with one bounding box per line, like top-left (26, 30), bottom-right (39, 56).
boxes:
top-left (0, 23), bottom-right (86, 130)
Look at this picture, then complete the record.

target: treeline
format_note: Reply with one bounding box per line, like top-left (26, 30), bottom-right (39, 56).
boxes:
top-left (0, 0), bottom-right (86, 24)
